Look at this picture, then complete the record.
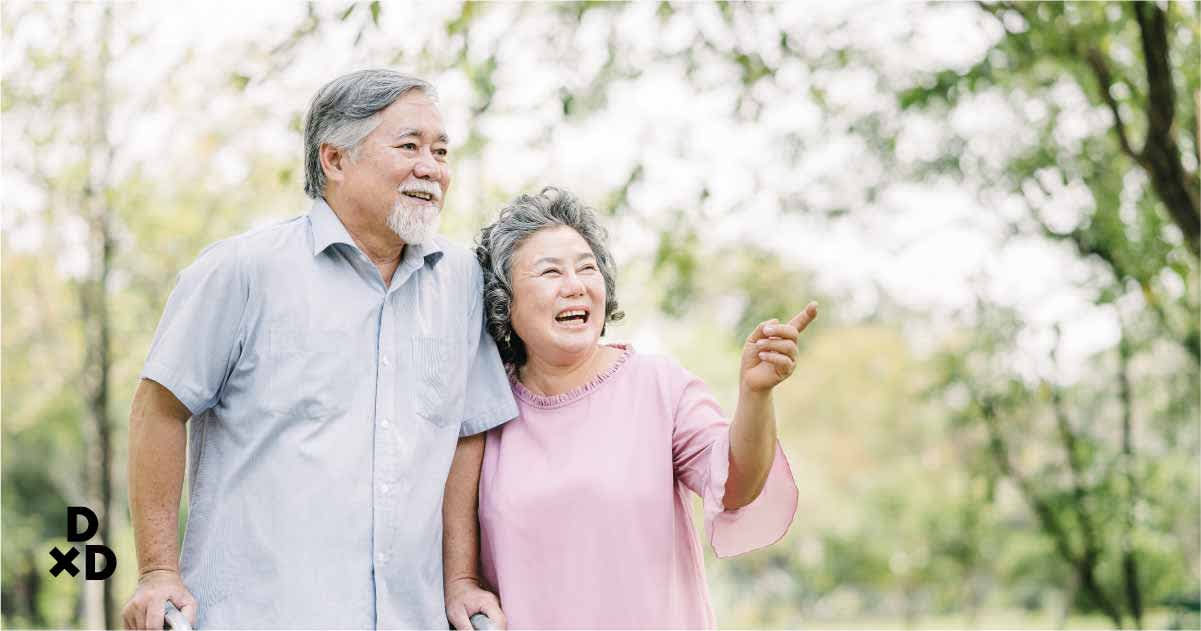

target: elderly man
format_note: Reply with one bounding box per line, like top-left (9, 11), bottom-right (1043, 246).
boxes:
top-left (122, 70), bottom-right (515, 629)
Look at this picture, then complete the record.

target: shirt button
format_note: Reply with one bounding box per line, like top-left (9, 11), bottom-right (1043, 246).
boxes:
top-left (376, 553), bottom-right (387, 564)
top-left (381, 355), bottom-right (390, 368)
top-left (380, 418), bottom-right (390, 429)
top-left (380, 483), bottom-right (390, 494)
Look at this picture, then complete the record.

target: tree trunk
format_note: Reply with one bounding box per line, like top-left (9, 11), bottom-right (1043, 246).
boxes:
top-left (1133, 2), bottom-right (1200, 256)
top-left (1084, 3), bottom-right (1200, 256)
top-left (1117, 332), bottom-right (1144, 628)
top-left (6, 551), bottom-right (46, 627)
top-left (977, 397), bottom-right (1125, 628)
top-left (78, 4), bottom-right (118, 628)
top-left (1056, 573), bottom-right (1078, 630)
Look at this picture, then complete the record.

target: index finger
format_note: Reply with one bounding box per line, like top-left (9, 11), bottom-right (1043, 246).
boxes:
top-left (787, 302), bottom-right (818, 331)
top-left (746, 318), bottom-right (779, 344)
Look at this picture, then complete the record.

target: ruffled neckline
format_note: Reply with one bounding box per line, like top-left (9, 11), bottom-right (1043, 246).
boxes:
top-left (510, 344), bottom-right (634, 409)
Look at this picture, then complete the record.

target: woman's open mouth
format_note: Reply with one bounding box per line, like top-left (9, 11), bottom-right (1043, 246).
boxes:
top-left (553, 308), bottom-right (590, 328)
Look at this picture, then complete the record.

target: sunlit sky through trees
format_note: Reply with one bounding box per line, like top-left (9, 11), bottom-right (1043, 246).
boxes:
top-left (0, 2), bottom-right (1152, 380)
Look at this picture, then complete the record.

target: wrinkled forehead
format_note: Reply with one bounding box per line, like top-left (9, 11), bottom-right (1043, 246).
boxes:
top-left (378, 91), bottom-right (449, 142)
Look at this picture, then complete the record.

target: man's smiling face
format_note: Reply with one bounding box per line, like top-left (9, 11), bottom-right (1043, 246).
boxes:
top-left (340, 90), bottom-right (451, 243)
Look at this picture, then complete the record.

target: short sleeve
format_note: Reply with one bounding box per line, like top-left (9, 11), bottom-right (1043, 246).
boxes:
top-left (459, 264), bottom-right (518, 437)
top-left (671, 367), bottom-right (799, 559)
top-left (141, 238), bottom-right (249, 416)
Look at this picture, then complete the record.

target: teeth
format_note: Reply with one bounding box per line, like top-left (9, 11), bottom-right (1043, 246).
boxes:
top-left (404, 191), bottom-right (433, 201)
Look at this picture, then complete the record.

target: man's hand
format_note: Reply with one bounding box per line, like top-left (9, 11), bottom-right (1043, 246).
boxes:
top-left (122, 569), bottom-right (197, 630)
top-left (740, 302), bottom-right (818, 393)
top-left (445, 577), bottom-right (505, 630)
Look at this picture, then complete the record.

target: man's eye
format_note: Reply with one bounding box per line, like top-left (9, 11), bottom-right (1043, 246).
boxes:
top-left (397, 143), bottom-right (417, 150)
top-left (541, 269), bottom-right (560, 276)
top-left (579, 264), bottom-right (598, 272)
top-left (434, 148), bottom-right (448, 157)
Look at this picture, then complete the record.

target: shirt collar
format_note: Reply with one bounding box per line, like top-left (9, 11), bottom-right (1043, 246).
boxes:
top-left (405, 236), bottom-right (445, 267)
top-left (310, 197), bottom-right (445, 267)
top-left (310, 197), bottom-right (356, 256)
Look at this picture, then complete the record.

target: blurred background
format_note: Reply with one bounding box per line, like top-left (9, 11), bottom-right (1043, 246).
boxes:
top-left (2, 1), bottom-right (1198, 628)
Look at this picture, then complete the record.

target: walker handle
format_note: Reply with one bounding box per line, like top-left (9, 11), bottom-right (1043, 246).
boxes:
top-left (164, 601), bottom-right (191, 630)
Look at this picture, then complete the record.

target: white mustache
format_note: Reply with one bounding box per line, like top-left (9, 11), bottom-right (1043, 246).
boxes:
top-left (398, 180), bottom-right (442, 201)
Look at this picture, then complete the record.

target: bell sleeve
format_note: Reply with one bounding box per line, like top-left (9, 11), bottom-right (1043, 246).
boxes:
top-left (670, 366), bottom-right (799, 558)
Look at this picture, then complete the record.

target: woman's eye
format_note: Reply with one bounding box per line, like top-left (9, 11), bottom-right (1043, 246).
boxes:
top-left (541, 269), bottom-right (560, 276)
top-left (580, 264), bottom-right (598, 272)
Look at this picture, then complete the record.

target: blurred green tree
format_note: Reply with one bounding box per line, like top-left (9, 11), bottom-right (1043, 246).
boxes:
top-left (3, 3), bottom-right (304, 626)
top-left (2, 3), bottom-right (122, 625)
top-left (889, 4), bottom-right (1200, 627)
top-left (896, 1), bottom-right (1199, 363)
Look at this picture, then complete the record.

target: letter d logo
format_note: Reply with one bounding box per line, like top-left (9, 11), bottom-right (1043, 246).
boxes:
top-left (85, 546), bottom-right (117, 580)
top-left (67, 506), bottom-right (99, 542)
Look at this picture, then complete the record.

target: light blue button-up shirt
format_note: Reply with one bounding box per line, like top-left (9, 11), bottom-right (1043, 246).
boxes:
top-left (142, 199), bottom-right (517, 629)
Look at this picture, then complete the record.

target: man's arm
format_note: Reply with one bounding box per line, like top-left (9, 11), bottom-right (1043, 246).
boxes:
top-left (443, 433), bottom-right (505, 630)
top-left (122, 378), bottom-right (198, 630)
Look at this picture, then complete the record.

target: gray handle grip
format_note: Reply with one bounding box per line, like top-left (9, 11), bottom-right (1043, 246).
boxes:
top-left (164, 601), bottom-right (191, 630)
top-left (469, 612), bottom-right (495, 630)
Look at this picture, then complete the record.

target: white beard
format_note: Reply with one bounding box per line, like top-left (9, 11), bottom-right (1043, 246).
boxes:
top-left (387, 196), bottom-right (441, 245)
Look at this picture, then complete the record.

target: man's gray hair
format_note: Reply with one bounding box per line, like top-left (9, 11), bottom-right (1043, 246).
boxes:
top-left (476, 187), bottom-right (625, 366)
top-left (303, 69), bottom-right (436, 199)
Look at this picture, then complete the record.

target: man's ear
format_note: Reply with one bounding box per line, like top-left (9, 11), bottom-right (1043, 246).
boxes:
top-left (320, 143), bottom-right (350, 186)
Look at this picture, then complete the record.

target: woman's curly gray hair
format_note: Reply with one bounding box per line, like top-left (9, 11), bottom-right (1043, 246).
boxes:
top-left (476, 187), bottom-right (624, 366)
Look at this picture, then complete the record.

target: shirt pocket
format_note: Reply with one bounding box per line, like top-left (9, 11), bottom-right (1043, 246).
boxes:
top-left (267, 327), bottom-right (353, 421)
top-left (412, 336), bottom-right (461, 428)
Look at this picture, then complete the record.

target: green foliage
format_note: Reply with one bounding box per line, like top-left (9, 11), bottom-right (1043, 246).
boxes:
top-left (928, 301), bottom-right (1199, 626)
top-left (878, 6), bottom-right (1201, 621)
top-left (651, 213), bottom-right (701, 317)
top-left (899, 3), bottom-right (1199, 362)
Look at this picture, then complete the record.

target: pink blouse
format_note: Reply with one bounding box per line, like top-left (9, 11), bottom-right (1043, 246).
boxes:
top-left (479, 345), bottom-right (798, 628)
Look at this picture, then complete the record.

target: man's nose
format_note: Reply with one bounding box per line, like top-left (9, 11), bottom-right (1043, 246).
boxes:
top-left (412, 148), bottom-right (438, 179)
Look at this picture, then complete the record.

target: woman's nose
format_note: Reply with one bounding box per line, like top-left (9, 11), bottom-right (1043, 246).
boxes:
top-left (559, 271), bottom-right (585, 297)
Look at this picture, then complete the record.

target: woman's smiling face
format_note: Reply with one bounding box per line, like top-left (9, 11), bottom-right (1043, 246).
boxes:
top-left (509, 225), bottom-right (608, 365)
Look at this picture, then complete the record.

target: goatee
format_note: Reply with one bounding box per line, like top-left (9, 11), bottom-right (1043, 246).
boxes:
top-left (387, 198), bottom-right (440, 244)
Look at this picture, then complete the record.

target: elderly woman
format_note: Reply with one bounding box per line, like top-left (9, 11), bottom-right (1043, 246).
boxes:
top-left (445, 187), bottom-right (815, 629)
